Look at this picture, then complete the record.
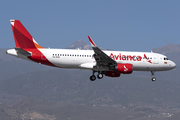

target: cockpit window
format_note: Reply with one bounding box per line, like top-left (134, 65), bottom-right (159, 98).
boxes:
top-left (164, 58), bottom-right (168, 60)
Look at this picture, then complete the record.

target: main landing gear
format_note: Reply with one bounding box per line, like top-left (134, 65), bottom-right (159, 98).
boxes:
top-left (151, 71), bottom-right (156, 82)
top-left (90, 71), bottom-right (103, 81)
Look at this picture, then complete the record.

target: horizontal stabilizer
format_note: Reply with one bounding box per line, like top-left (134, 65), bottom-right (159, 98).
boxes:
top-left (15, 48), bottom-right (31, 56)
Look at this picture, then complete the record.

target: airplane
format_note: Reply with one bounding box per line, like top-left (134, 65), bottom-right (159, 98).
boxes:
top-left (6, 20), bottom-right (176, 82)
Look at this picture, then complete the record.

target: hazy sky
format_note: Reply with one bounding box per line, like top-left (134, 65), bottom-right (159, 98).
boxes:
top-left (1, 0), bottom-right (180, 51)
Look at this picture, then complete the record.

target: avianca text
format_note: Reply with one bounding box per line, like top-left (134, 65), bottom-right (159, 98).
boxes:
top-left (110, 53), bottom-right (142, 61)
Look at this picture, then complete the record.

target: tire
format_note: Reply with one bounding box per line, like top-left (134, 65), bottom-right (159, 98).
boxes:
top-left (97, 73), bottom-right (103, 79)
top-left (90, 75), bottom-right (96, 81)
top-left (152, 77), bottom-right (156, 82)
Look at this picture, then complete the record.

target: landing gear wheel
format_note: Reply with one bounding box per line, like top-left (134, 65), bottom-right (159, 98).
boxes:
top-left (151, 71), bottom-right (156, 82)
top-left (90, 75), bottom-right (96, 81)
top-left (152, 77), bottom-right (156, 82)
top-left (97, 73), bottom-right (103, 79)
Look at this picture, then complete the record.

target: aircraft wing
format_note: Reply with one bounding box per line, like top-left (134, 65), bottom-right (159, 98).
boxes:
top-left (88, 36), bottom-right (116, 67)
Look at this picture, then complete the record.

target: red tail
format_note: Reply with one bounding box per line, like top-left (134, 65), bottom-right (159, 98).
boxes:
top-left (10, 20), bottom-right (43, 49)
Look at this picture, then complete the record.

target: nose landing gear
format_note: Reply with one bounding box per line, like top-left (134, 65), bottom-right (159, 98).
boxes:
top-left (151, 71), bottom-right (156, 82)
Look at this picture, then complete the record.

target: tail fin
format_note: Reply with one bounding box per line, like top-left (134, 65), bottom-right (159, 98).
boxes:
top-left (10, 20), bottom-right (44, 49)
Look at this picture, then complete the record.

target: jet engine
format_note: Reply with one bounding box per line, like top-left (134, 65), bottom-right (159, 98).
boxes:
top-left (105, 63), bottom-right (133, 77)
top-left (116, 63), bottom-right (133, 74)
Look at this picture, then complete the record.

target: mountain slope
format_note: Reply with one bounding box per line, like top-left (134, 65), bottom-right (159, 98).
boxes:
top-left (65, 40), bottom-right (107, 50)
top-left (152, 44), bottom-right (180, 66)
top-left (65, 40), bottom-right (92, 50)
top-left (0, 68), bottom-right (180, 109)
top-left (1, 97), bottom-right (172, 120)
top-left (152, 44), bottom-right (180, 54)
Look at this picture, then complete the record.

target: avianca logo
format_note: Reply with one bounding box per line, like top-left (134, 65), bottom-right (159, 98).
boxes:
top-left (144, 54), bottom-right (152, 63)
top-left (110, 53), bottom-right (142, 61)
top-left (124, 65), bottom-right (128, 71)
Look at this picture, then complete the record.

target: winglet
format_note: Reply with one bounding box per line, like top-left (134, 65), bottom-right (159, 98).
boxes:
top-left (88, 36), bottom-right (96, 47)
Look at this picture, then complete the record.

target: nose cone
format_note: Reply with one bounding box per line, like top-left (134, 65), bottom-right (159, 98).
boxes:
top-left (170, 61), bottom-right (176, 69)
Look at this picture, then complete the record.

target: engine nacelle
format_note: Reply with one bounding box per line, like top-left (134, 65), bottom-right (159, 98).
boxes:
top-left (105, 71), bottom-right (121, 77)
top-left (116, 63), bottom-right (133, 74)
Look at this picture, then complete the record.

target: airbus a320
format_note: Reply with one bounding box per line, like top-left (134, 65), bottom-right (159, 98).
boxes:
top-left (7, 20), bottom-right (176, 81)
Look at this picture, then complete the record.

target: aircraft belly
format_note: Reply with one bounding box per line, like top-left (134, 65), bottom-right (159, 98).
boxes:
top-left (49, 56), bottom-right (93, 69)
top-left (133, 62), bottom-right (160, 71)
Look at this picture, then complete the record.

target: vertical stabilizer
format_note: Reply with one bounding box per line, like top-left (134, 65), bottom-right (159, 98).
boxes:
top-left (10, 20), bottom-right (44, 49)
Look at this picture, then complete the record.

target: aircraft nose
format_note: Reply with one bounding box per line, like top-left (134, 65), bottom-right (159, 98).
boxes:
top-left (170, 61), bottom-right (176, 69)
